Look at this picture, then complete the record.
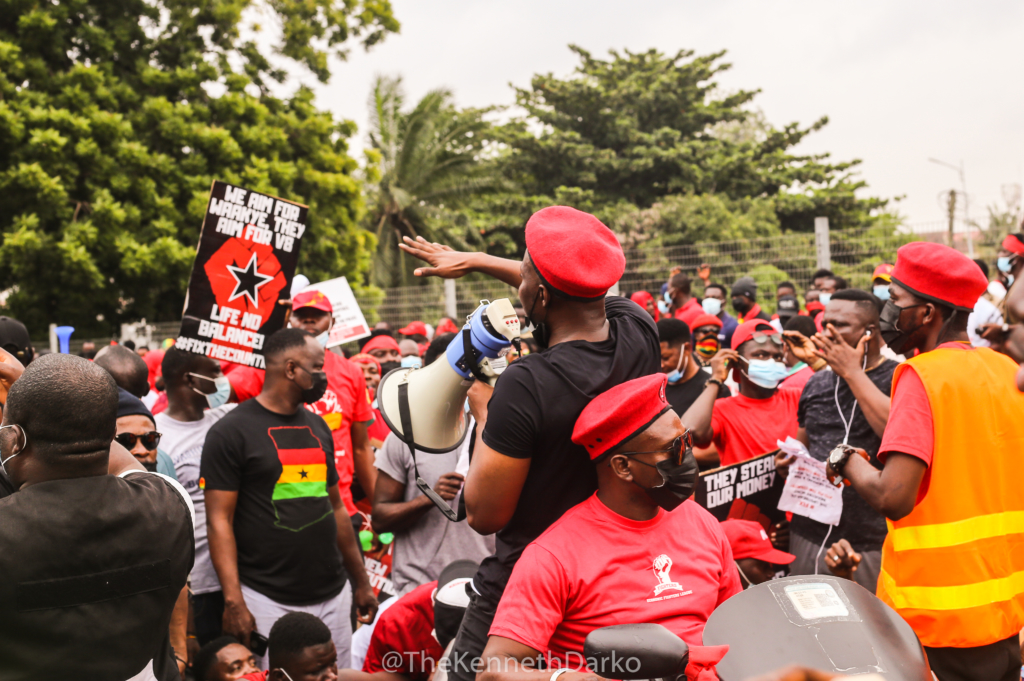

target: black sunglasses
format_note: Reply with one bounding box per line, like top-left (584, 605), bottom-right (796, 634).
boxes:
top-left (116, 431), bottom-right (162, 451)
top-left (618, 430), bottom-right (694, 466)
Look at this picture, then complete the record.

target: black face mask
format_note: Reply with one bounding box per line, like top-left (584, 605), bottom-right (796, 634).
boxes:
top-left (379, 360), bottom-right (402, 376)
top-left (296, 365), bottom-right (329, 404)
top-left (631, 447), bottom-right (700, 512)
top-left (879, 300), bottom-right (925, 355)
top-left (732, 297), bottom-right (752, 314)
top-left (524, 289), bottom-right (549, 350)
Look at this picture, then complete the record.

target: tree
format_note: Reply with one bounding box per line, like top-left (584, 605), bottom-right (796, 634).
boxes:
top-left (0, 0), bottom-right (399, 336)
top-left (364, 75), bottom-right (501, 287)
top-left (467, 46), bottom-right (894, 257)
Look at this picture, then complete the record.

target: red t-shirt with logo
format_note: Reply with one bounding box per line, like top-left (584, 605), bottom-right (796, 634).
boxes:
top-left (710, 388), bottom-right (800, 466)
top-left (489, 494), bottom-right (740, 661)
top-left (363, 580), bottom-right (443, 681)
top-left (224, 352), bottom-right (373, 515)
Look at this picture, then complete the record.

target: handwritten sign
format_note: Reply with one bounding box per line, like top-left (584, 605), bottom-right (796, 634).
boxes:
top-left (694, 451), bottom-right (786, 527)
top-left (300, 276), bottom-right (371, 347)
top-left (177, 181), bottom-right (306, 368)
top-left (777, 456), bottom-right (843, 526)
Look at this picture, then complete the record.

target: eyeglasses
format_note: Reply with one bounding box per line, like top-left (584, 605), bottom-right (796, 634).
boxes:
top-left (115, 431), bottom-right (162, 451)
top-left (618, 430), bottom-right (694, 466)
top-left (749, 330), bottom-right (783, 346)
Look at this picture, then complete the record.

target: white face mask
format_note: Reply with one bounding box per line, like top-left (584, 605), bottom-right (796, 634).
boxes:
top-left (315, 330), bottom-right (330, 348)
top-left (702, 297), bottom-right (722, 316)
top-left (189, 373), bottom-right (232, 409)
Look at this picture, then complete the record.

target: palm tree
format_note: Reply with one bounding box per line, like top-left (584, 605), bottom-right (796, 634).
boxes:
top-left (365, 75), bottom-right (500, 287)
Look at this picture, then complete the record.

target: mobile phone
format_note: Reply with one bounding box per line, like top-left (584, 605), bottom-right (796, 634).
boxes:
top-left (249, 631), bottom-right (269, 657)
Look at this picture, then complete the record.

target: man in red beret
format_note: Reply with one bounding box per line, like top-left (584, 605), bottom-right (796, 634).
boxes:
top-left (684, 320), bottom-right (800, 468)
top-left (398, 206), bottom-right (660, 681)
top-left (831, 241), bottom-right (1024, 681)
top-left (480, 374), bottom-right (738, 681)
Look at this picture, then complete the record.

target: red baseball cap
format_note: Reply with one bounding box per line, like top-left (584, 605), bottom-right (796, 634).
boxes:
top-left (399, 321), bottom-right (428, 337)
top-left (1001, 234), bottom-right (1024, 257)
top-left (362, 334), bottom-right (401, 354)
top-left (292, 289), bottom-right (333, 314)
top-left (436, 318), bottom-right (460, 335)
top-left (525, 206), bottom-right (625, 300)
top-left (721, 519), bottom-right (795, 565)
top-left (872, 263), bottom-right (894, 282)
top-left (730, 319), bottom-right (779, 351)
top-left (572, 373), bottom-right (671, 460)
top-left (690, 313), bottom-right (723, 331)
top-left (891, 242), bottom-right (987, 312)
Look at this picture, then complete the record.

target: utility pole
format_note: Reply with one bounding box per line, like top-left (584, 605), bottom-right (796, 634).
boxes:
top-left (945, 190), bottom-right (957, 248)
top-left (930, 158), bottom-right (973, 256)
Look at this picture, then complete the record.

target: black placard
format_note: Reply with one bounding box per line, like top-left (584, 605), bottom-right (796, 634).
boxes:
top-left (177, 181), bottom-right (307, 368)
top-left (694, 450), bottom-right (786, 527)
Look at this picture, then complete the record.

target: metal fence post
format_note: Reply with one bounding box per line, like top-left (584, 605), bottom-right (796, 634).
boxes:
top-left (814, 217), bottom-right (831, 271)
top-left (444, 279), bottom-right (457, 319)
top-left (48, 323), bottom-right (57, 354)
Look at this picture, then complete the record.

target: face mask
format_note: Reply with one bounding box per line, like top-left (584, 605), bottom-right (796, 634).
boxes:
top-left (657, 300), bottom-right (670, 315)
top-left (732, 297), bottom-right (752, 314)
top-left (524, 290), bottom-right (550, 350)
top-left (295, 366), bottom-right (329, 404)
top-left (379, 360), bottom-right (402, 376)
top-left (314, 330), bottom-right (330, 348)
top-left (666, 349), bottom-right (689, 384)
top-left (663, 290), bottom-right (672, 303)
top-left (401, 355), bottom-right (423, 369)
top-left (878, 300), bottom-right (926, 356)
top-left (819, 293), bottom-right (832, 305)
top-left (701, 297), bottom-right (722, 316)
top-left (0, 424), bottom-right (26, 477)
top-left (873, 285), bottom-right (890, 301)
top-left (997, 256), bottom-right (1015, 273)
top-left (695, 337), bottom-right (720, 360)
top-left (742, 358), bottom-right (789, 390)
top-left (631, 447), bottom-right (699, 512)
top-left (190, 373), bottom-right (231, 409)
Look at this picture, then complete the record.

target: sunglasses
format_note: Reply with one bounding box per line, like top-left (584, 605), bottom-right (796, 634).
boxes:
top-left (749, 330), bottom-right (783, 346)
top-left (115, 431), bottom-right (162, 451)
top-left (619, 430), bottom-right (694, 466)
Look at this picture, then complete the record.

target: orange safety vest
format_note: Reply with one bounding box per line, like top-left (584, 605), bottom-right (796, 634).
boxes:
top-left (877, 346), bottom-right (1024, 648)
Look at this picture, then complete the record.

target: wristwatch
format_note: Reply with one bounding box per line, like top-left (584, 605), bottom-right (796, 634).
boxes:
top-left (707, 378), bottom-right (724, 389)
top-left (827, 444), bottom-right (856, 483)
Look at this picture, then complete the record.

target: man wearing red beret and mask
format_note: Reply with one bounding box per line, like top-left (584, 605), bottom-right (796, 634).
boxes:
top-left (399, 206), bottom-right (660, 681)
top-left (831, 242), bottom-right (1024, 681)
top-left (479, 374), bottom-right (739, 681)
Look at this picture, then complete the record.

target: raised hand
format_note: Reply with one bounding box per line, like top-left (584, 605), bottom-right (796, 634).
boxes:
top-left (782, 331), bottom-right (818, 365)
top-left (398, 236), bottom-right (475, 279)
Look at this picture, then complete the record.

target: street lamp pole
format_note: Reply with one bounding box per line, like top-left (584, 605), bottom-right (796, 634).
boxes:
top-left (929, 157), bottom-right (973, 257)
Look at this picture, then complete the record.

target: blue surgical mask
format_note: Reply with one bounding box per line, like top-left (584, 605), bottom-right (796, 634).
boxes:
top-left (190, 373), bottom-right (232, 409)
top-left (743, 359), bottom-right (789, 390)
top-left (657, 300), bottom-right (670, 315)
top-left (997, 256), bottom-right (1015, 274)
top-left (666, 350), bottom-right (689, 384)
top-left (663, 290), bottom-right (672, 303)
top-left (315, 330), bottom-right (330, 348)
top-left (872, 285), bottom-right (890, 301)
top-left (702, 297), bottom-right (722, 316)
top-left (818, 293), bottom-right (832, 305)
top-left (401, 355), bottom-right (422, 369)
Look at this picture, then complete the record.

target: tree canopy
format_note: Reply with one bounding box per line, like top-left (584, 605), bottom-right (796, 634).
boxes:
top-left (0, 0), bottom-right (398, 336)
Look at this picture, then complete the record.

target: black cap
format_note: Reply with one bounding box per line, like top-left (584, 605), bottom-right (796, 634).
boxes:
top-left (0, 316), bottom-right (32, 363)
top-left (776, 295), bottom-right (799, 319)
top-left (731, 277), bottom-right (757, 300)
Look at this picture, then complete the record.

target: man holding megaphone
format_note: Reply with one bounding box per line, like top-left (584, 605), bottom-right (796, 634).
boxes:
top-left (398, 206), bottom-right (660, 681)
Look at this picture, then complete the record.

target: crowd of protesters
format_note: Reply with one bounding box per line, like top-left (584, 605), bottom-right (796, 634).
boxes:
top-left (1, 205), bottom-right (1024, 681)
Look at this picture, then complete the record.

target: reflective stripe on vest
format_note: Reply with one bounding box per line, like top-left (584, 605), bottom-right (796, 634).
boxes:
top-left (878, 346), bottom-right (1024, 649)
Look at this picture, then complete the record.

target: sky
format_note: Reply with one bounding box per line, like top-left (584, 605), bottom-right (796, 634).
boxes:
top-left (296, 0), bottom-right (1024, 231)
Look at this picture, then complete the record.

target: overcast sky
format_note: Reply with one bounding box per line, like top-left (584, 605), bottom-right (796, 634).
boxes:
top-left (302, 0), bottom-right (1024, 231)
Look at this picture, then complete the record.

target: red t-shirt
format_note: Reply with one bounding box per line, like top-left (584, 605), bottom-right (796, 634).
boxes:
top-left (489, 494), bottom-right (740, 663)
top-left (711, 388), bottom-right (801, 466)
top-left (367, 406), bottom-right (391, 449)
top-left (780, 365), bottom-right (813, 393)
top-left (363, 581), bottom-right (443, 681)
top-left (674, 298), bottom-right (703, 328)
top-left (143, 349), bottom-right (164, 390)
top-left (225, 363), bottom-right (265, 403)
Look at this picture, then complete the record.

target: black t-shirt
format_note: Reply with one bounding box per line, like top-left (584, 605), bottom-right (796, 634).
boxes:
top-left (201, 399), bottom-right (345, 606)
top-left (476, 295), bottom-right (660, 601)
top-left (0, 471), bottom-right (14, 498)
top-left (793, 360), bottom-right (898, 551)
top-left (665, 364), bottom-right (730, 417)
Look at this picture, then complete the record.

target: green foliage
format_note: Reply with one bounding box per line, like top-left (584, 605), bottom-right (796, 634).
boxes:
top-left (0, 0), bottom-right (398, 336)
top-left (364, 76), bottom-right (503, 287)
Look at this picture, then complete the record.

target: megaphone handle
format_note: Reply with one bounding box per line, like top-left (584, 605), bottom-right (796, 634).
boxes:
top-left (462, 328), bottom-right (491, 383)
top-left (398, 382), bottom-right (461, 523)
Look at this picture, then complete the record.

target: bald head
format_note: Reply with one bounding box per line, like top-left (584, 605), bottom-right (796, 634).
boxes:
top-left (95, 345), bottom-right (150, 398)
top-left (6, 353), bottom-right (117, 458)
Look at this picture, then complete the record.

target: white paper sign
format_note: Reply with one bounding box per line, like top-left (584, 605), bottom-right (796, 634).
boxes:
top-left (784, 583), bottom-right (849, 619)
top-left (777, 456), bottom-right (843, 526)
top-left (300, 276), bottom-right (371, 347)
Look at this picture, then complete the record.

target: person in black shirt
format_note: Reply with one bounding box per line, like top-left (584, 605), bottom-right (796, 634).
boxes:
top-left (203, 328), bottom-right (377, 667)
top-left (778, 289), bottom-right (894, 591)
top-left (398, 206), bottom-right (659, 681)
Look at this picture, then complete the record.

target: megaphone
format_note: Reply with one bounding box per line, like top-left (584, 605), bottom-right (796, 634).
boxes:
top-left (378, 298), bottom-right (520, 455)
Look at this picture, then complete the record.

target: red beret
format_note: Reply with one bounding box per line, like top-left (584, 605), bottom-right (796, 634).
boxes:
top-left (362, 335), bottom-right (401, 354)
top-left (572, 374), bottom-right (671, 460)
top-left (690, 313), bottom-right (723, 331)
top-left (891, 242), bottom-right (988, 312)
top-left (292, 289), bottom-right (333, 314)
top-left (1002, 234), bottom-right (1024, 257)
top-left (731, 319), bottom-right (778, 351)
top-left (399, 321), bottom-right (428, 337)
top-left (525, 206), bottom-right (625, 300)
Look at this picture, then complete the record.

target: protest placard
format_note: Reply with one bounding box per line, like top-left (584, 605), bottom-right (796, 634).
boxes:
top-left (299, 277), bottom-right (371, 347)
top-left (694, 450), bottom-right (786, 528)
top-left (177, 181), bottom-right (307, 368)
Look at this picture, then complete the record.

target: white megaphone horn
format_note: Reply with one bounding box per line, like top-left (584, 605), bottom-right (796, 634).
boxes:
top-left (378, 298), bottom-right (520, 455)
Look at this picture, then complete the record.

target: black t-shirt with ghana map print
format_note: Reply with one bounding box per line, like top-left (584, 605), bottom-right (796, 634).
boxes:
top-left (201, 398), bottom-right (345, 606)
